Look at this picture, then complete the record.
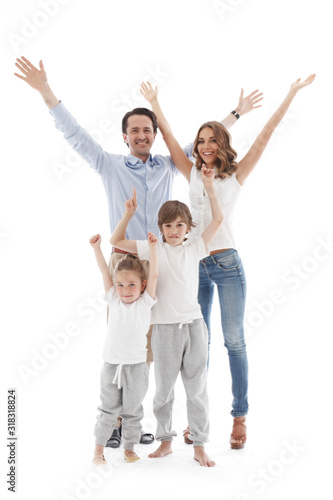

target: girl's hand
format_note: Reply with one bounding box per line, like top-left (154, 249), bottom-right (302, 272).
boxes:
top-left (89, 234), bottom-right (101, 247)
top-left (237, 88), bottom-right (263, 115)
top-left (201, 164), bottom-right (215, 187)
top-left (14, 57), bottom-right (48, 91)
top-left (124, 188), bottom-right (137, 214)
top-left (140, 81), bottom-right (158, 103)
top-left (290, 74), bottom-right (316, 93)
top-left (147, 232), bottom-right (158, 247)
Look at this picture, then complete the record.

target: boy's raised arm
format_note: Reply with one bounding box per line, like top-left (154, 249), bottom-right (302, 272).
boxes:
top-left (110, 189), bottom-right (138, 254)
top-left (89, 234), bottom-right (113, 293)
top-left (145, 233), bottom-right (158, 299)
top-left (200, 166), bottom-right (224, 248)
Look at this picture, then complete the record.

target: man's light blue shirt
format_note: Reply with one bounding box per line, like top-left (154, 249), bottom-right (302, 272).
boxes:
top-left (50, 102), bottom-right (194, 240)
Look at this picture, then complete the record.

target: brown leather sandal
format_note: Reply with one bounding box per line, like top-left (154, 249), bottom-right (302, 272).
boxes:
top-left (183, 426), bottom-right (193, 445)
top-left (230, 417), bottom-right (247, 450)
top-left (92, 454), bottom-right (106, 466)
top-left (124, 450), bottom-right (140, 463)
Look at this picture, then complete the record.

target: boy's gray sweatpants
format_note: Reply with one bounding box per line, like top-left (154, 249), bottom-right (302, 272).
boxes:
top-left (152, 318), bottom-right (209, 447)
top-left (94, 362), bottom-right (149, 451)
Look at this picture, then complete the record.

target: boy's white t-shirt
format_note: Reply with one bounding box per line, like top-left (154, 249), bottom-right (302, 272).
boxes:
top-left (136, 238), bottom-right (207, 325)
top-left (103, 287), bottom-right (156, 364)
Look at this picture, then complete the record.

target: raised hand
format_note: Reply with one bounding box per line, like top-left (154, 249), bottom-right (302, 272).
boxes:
top-left (89, 234), bottom-right (101, 247)
top-left (237, 88), bottom-right (263, 116)
top-left (290, 74), bottom-right (316, 93)
top-left (201, 164), bottom-right (215, 187)
top-left (14, 57), bottom-right (48, 91)
top-left (124, 188), bottom-right (137, 215)
top-left (140, 81), bottom-right (158, 103)
top-left (147, 232), bottom-right (158, 247)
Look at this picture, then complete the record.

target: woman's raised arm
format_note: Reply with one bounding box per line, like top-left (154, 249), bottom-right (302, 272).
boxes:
top-left (236, 74), bottom-right (316, 186)
top-left (140, 82), bottom-right (193, 182)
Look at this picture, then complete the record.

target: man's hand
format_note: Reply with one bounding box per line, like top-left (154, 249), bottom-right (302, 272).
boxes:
top-left (147, 232), bottom-right (158, 247)
top-left (236, 88), bottom-right (264, 116)
top-left (124, 188), bottom-right (137, 215)
top-left (14, 57), bottom-right (48, 92)
top-left (89, 234), bottom-right (102, 248)
top-left (140, 81), bottom-right (158, 103)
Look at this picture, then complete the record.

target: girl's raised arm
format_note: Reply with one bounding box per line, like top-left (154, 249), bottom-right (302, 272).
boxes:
top-left (89, 234), bottom-right (113, 293)
top-left (140, 82), bottom-right (193, 182)
top-left (236, 74), bottom-right (316, 186)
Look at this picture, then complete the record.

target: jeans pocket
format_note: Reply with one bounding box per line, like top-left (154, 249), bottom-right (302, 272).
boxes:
top-left (214, 250), bottom-right (239, 270)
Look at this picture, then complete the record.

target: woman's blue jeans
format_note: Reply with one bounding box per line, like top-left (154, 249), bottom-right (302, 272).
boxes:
top-left (198, 249), bottom-right (248, 417)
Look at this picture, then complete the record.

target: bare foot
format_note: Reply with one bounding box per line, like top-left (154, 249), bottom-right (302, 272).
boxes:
top-left (193, 446), bottom-right (215, 467)
top-left (124, 449), bottom-right (140, 463)
top-left (148, 441), bottom-right (173, 458)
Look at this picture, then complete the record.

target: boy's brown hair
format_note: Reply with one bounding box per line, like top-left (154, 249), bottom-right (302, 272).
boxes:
top-left (157, 200), bottom-right (196, 242)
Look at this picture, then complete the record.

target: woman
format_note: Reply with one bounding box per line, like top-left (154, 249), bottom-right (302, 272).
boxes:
top-left (140, 74), bottom-right (315, 449)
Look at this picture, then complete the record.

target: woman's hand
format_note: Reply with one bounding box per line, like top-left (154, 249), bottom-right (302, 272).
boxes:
top-left (290, 74), bottom-right (316, 93)
top-left (140, 81), bottom-right (158, 103)
top-left (124, 188), bottom-right (137, 215)
top-left (237, 88), bottom-right (263, 115)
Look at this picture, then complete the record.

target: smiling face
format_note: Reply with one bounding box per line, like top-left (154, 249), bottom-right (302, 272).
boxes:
top-left (114, 270), bottom-right (146, 303)
top-left (122, 115), bottom-right (157, 161)
top-left (162, 216), bottom-right (189, 246)
top-left (196, 127), bottom-right (219, 168)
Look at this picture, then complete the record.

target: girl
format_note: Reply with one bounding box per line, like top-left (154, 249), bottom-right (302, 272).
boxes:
top-left (89, 230), bottom-right (158, 465)
top-left (140, 74), bottom-right (316, 449)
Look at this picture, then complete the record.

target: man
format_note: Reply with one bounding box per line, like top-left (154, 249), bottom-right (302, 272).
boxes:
top-left (14, 56), bottom-right (262, 447)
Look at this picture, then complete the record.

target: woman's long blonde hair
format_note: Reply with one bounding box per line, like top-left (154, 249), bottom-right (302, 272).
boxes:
top-left (193, 121), bottom-right (238, 179)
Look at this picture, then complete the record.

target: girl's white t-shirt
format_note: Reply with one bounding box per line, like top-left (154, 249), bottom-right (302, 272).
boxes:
top-left (136, 238), bottom-right (207, 325)
top-left (188, 165), bottom-right (242, 252)
top-left (103, 287), bottom-right (156, 364)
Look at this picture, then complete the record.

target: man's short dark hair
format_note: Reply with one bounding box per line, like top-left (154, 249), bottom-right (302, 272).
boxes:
top-left (122, 108), bottom-right (158, 135)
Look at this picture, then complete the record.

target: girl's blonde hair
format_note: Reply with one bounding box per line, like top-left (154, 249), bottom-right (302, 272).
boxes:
top-left (158, 200), bottom-right (196, 242)
top-left (114, 254), bottom-right (146, 282)
top-left (193, 121), bottom-right (238, 179)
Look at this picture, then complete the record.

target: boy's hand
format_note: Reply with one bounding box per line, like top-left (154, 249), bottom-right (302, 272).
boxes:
top-left (140, 81), bottom-right (158, 103)
top-left (124, 188), bottom-right (137, 215)
top-left (147, 232), bottom-right (158, 247)
top-left (201, 164), bottom-right (215, 187)
top-left (89, 234), bottom-right (101, 247)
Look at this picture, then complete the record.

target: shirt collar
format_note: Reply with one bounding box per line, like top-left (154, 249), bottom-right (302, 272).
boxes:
top-left (126, 153), bottom-right (154, 166)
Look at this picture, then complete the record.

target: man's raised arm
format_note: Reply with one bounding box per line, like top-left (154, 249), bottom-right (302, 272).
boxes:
top-left (14, 57), bottom-right (59, 109)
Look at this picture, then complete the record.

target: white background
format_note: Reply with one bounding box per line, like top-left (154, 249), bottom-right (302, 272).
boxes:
top-left (1, 0), bottom-right (332, 499)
